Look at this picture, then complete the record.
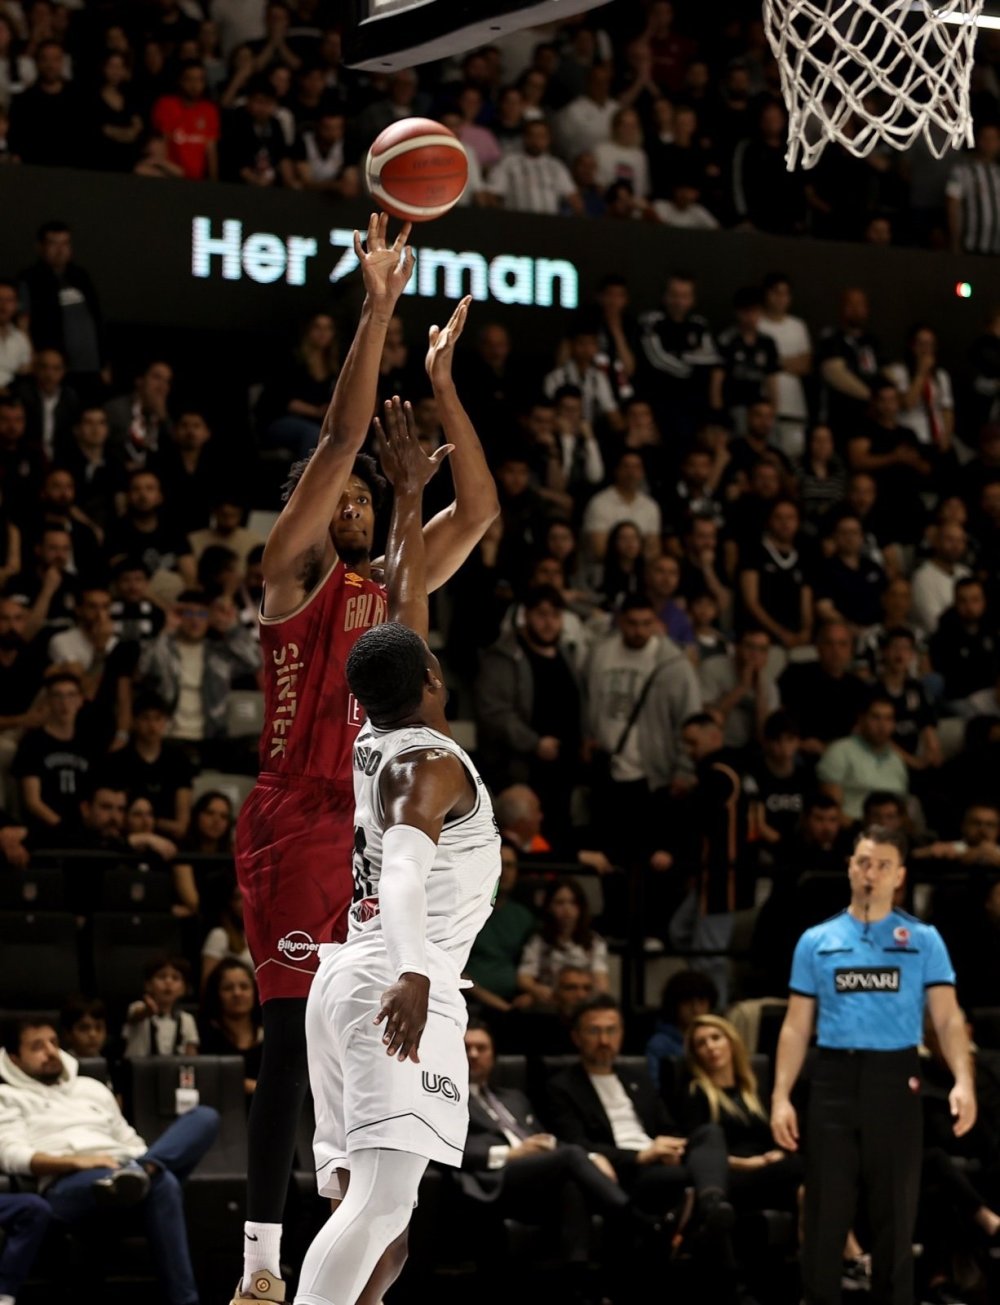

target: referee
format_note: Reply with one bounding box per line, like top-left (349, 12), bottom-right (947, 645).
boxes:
top-left (770, 825), bottom-right (976, 1305)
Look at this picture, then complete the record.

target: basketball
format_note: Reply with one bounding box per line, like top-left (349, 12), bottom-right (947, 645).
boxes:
top-left (365, 118), bottom-right (469, 223)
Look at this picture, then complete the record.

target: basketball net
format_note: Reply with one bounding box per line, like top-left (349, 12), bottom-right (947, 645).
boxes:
top-left (763, 0), bottom-right (985, 168)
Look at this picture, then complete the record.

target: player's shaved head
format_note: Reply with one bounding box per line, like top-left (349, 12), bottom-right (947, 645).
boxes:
top-left (346, 621), bottom-right (432, 724)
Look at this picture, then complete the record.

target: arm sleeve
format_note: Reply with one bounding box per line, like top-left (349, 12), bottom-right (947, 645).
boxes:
top-left (789, 931), bottom-right (817, 997)
top-left (923, 924), bottom-right (956, 988)
top-left (517, 933), bottom-right (543, 979)
top-left (379, 823), bottom-right (436, 980)
top-left (816, 741), bottom-right (847, 785)
top-left (0, 1097), bottom-right (36, 1175)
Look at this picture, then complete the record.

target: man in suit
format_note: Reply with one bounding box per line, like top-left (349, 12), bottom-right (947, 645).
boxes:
top-left (546, 994), bottom-right (732, 1226)
top-left (461, 1020), bottom-right (628, 1281)
top-left (15, 349), bottom-right (80, 462)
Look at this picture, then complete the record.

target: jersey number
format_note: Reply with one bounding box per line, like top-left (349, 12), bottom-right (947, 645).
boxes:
top-left (352, 826), bottom-right (375, 904)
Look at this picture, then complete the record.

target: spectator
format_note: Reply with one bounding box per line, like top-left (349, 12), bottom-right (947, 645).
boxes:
top-left (544, 323), bottom-right (622, 431)
top-left (493, 783), bottom-right (611, 878)
top-left (738, 497), bottom-right (813, 650)
top-left (108, 692), bottom-right (193, 840)
top-left (0, 395), bottom-right (44, 519)
top-left (546, 995), bottom-right (734, 1239)
top-left (453, 84), bottom-right (499, 170)
top-left (581, 451), bottom-right (661, 562)
top-left (744, 709), bottom-right (817, 851)
top-left (151, 59), bottom-right (220, 181)
top-left (104, 360), bottom-right (173, 469)
top-left (0, 595), bottom-right (45, 801)
top-left (817, 694), bottom-right (909, 821)
top-left (485, 119), bottom-right (582, 215)
top-left (885, 324), bottom-right (955, 451)
top-left (0, 278), bottom-right (31, 391)
top-left (725, 399), bottom-right (792, 488)
top-left (292, 110), bottom-right (356, 194)
top-left (651, 179), bottom-right (719, 229)
top-left (7, 523), bottom-right (77, 641)
top-left (352, 68), bottom-right (419, 150)
top-left (465, 841), bottom-right (537, 1014)
top-left (517, 878), bottom-right (609, 1005)
top-left (946, 123), bottom-right (1000, 257)
top-left (699, 626), bottom-right (779, 750)
top-left (199, 871), bottom-right (250, 992)
top-left (156, 409), bottom-right (221, 537)
top-left (0, 1014), bottom-right (217, 1305)
top-left (63, 406), bottom-right (127, 532)
top-left (795, 424), bottom-right (847, 532)
top-left (133, 133), bottom-right (186, 179)
top-left (87, 50), bottom-right (143, 173)
top-left (817, 287), bottom-right (882, 439)
top-left (876, 627), bottom-right (941, 773)
top-left (108, 470), bottom-right (196, 593)
top-left (30, 465), bottom-right (102, 578)
top-left (678, 512), bottom-right (733, 621)
top-left (460, 1019), bottom-right (628, 1281)
top-left (18, 221), bottom-right (104, 401)
top-left (172, 789), bottom-right (236, 920)
top-left (554, 62), bottom-right (619, 162)
top-left (731, 101), bottom-right (805, 236)
top-left (123, 953), bottom-right (199, 1059)
top-left (758, 272), bottom-right (813, 459)
top-left (263, 312), bottom-right (339, 459)
top-left (915, 801), bottom-right (1000, 866)
top-left (911, 522), bottom-right (971, 635)
top-left (199, 958), bottom-right (262, 1096)
top-left (594, 107), bottom-right (651, 198)
top-left (645, 969), bottom-right (719, 1081)
top-left (929, 577), bottom-right (998, 707)
top-left (848, 378), bottom-right (932, 546)
top-left (599, 521), bottom-right (646, 611)
top-left (12, 671), bottom-right (91, 833)
top-left (778, 620), bottom-right (869, 754)
top-left (59, 996), bottom-right (109, 1061)
top-left (814, 514), bottom-right (887, 633)
top-left (221, 76), bottom-right (296, 187)
top-left (475, 584), bottom-right (581, 833)
top-left (188, 497), bottom-right (265, 575)
top-left (110, 558), bottom-right (165, 645)
top-left (547, 387), bottom-right (607, 502)
top-left (8, 40), bottom-right (79, 165)
top-left (709, 288), bottom-right (780, 430)
top-left (645, 553), bottom-right (694, 646)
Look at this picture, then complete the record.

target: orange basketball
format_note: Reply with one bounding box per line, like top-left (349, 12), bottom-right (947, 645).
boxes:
top-left (365, 118), bottom-right (469, 223)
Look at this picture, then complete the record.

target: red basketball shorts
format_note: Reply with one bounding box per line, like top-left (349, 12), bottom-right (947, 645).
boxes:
top-left (235, 772), bottom-right (355, 1002)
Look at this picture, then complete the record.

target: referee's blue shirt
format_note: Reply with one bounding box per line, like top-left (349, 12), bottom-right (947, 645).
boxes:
top-left (789, 909), bottom-right (955, 1050)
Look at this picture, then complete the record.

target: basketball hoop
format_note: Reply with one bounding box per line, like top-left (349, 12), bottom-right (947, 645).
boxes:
top-left (763, 0), bottom-right (985, 169)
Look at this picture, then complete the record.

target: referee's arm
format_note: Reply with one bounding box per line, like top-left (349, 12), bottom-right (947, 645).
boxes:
top-left (926, 986), bottom-right (977, 1136)
top-left (771, 994), bottom-right (815, 1152)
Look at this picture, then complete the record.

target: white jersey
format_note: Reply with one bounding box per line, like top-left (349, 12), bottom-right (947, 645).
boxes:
top-left (345, 719), bottom-right (501, 981)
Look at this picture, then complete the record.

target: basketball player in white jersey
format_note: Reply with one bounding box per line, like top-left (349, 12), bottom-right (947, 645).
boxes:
top-left (294, 398), bottom-right (501, 1305)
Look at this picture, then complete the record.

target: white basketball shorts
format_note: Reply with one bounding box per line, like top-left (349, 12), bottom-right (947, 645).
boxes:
top-left (305, 945), bottom-right (470, 1199)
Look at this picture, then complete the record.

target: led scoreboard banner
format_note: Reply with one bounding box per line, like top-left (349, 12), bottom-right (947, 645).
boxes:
top-left (343, 0), bottom-right (610, 71)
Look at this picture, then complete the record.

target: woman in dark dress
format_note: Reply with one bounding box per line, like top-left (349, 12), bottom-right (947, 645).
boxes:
top-left (89, 51), bottom-right (143, 172)
top-left (199, 958), bottom-right (262, 1099)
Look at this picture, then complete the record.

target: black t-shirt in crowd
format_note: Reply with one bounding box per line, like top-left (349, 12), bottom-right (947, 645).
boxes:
top-left (716, 327), bottom-right (780, 410)
top-left (777, 662), bottom-right (870, 743)
top-left (816, 554), bottom-right (886, 629)
top-left (743, 754), bottom-right (817, 846)
top-left (107, 742), bottom-right (194, 821)
top-left (107, 518), bottom-right (191, 576)
top-left (522, 638), bottom-right (581, 755)
top-left (880, 677), bottom-right (936, 755)
top-left (111, 597), bottom-right (165, 645)
top-left (11, 726), bottom-right (92, 827)
top-left (742, 539), bottom-right (811, 632)
top-left (0, 649), bottom-right (45, 717)
top-left (6, 568), bottom-right (79, 639)
top-left (817, 326), bottom-right (881, 434)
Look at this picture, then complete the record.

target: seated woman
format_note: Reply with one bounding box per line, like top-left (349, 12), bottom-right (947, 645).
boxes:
top-left (682, 1015), bottom-right (801, 1213)
top-left (200, 872), bottom-right (252, 993)
top-left (171, 790), bottom-right (235, 918)
top-left (199, 957), bottom-right (263, 1098)
top-left (517, 878), bottom-right (609, 1006)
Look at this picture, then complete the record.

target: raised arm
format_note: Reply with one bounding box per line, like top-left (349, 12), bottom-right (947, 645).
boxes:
top-left (420, 297), bottom-right (501, 591)
top-left (261, 214), bottom-right (414, 614)
top-left (375, 396), bottom-right (452, 639)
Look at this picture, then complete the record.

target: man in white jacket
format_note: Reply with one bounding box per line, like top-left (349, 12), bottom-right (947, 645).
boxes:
top-left (0, 1019), bottom-right (218, 1305)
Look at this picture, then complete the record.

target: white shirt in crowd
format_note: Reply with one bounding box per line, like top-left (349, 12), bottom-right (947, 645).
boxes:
top-left (652, 199), bottom-right (719, 230)
top-left (593, 140), bottom-right (651, 198)
top-left (48, 628), bottom-right (118, 671)
top-left (456, 141), bottom-right (483, 206)
top-left (582, 486), bottom-right (662, 545)
top-left (122, 1009), bottom-right (199, 1059)
top-left (544, 360), bottom-right (619, 425)
top-left (201, 926), bottom-right (253, 971)
top-left (170, 642), bottom-right (206, 741)
top-left (557, 429), bottom-right (605, 487)
top-left (587, 1073), bottom-right (653, 1151)
top-left (758, 312), bottom-right (812, 422)
top-left (486, 152), bottom-right (578, 215)
top-left (946, 156), bottom-right (1000, 256)
top-left (0, 323), bottom-right (31, 389)
top-left (911, 559), bottom-right (971, 634)
top-left (555, 95), bottom-right (620, 163)
top-left (884, 363), bottom-right (954, 447)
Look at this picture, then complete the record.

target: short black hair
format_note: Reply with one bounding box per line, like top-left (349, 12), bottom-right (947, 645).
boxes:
top-left (113, 555), bottom-right (151, 579)
top-left (523, 583), bottom-right (565, 612)
top-left (659, 969), bottom-right (718, 1022)
top-left (763, 709), bottom-right (800, 741)
top-left (37, 220), bottom-right (70, 241)
top-left (855, 821), bottom-right (908, 861)
top-left (346, 621), bottom-right (429, 723)
top-left (805, 792), bottom-right (840, 815)
top-left (618, 593), bottom-right (654, 616)
top-left (60, 995), bottom-right (107, 1032)
top-left (762, 271), bottom-right (791, 292)
top-left (571, 993), bottom-right (620, 1031)
top-left (133, 691), bottom-right (170, 718)
top-left (880, 625), bottom-right (915, 647)
top-left (862, 791), bottom-right (907, 818)
top-left (553, 384), bottom-right (584, 405)
top-left (955, 575), bottom-right (984, 596)
top-left (466, 1017), bottom-right (493, 1043)
top-left (143, 953), bottom-right (192, 985)
top-left (734, 286), bottom-right (762, 311)
top-left (281, 450), bottom-right (386, 508)
top-left (2, 1017), bottom-right (56, 1056)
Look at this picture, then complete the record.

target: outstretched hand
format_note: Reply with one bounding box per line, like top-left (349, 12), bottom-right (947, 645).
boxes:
top-left (375, 395), bottom-right (453, 494)
top-left (425, 295), bottom-right (471, 389)
top-left (353, 212), bottom-right (414, 304)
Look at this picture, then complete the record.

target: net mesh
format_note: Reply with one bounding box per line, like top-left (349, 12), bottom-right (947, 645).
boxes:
top-left (763, 0), bottom-right (984, 169)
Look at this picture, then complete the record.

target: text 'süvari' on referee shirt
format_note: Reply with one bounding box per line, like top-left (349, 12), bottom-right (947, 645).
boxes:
top-left (789, 908), bottom-right (955, 1049)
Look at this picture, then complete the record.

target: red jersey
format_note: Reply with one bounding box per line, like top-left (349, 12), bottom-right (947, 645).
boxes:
top-left (258, 560), bottom-right (387, 787)
top-left (151, 95), bottom-right (220, 180)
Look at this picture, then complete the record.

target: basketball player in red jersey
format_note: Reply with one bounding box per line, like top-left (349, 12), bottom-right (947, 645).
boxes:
top-left (233, 213), bottom-right (498, 1305)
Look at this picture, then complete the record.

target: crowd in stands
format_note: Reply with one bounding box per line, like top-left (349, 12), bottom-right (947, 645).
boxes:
top-left (1, 1), bottom-right (1000, 252)
top-left (3, 5), bottom-right (1000, 1304)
